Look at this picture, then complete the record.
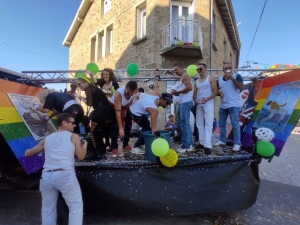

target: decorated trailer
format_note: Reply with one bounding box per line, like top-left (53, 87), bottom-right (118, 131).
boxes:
top-left (0, 67), bottom-right (300, 221)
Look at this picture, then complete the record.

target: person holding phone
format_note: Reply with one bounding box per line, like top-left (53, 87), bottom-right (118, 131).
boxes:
top-left (214, 62), bottom-right (244, 151)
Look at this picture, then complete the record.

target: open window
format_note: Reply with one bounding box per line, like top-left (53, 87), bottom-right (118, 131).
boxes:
top-left (136, 2), bottom-right (146, 39)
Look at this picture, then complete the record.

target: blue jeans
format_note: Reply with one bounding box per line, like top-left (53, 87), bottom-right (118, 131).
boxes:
top-left (132, 114), bottom-right (151, 148)
top-left (180, 100), bottom-right (194, 149)
top-left (219, 107), bottom-right (241, 145)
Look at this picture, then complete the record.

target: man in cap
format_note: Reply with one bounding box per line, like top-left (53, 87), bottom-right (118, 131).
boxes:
top-left (129, 78), bottom-right (173, 154)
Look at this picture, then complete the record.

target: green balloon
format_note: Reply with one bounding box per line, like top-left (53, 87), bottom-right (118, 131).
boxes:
top-left (186, 64), bottom-right (197, 76)
top-left (151, 138), bottom-right (169, 156)
top-left (75, 71), bottom-right (85, 78)
top-left (86, 63), bottom-right (99, 75)
top-left (126, 63), bottom-right (139, 77)
top-left (256, 141), bottom-right (275, 157)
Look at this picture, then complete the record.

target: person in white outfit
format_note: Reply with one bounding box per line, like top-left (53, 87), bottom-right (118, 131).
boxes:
top-left (193, 63), bottom-right (218, 154)
top-left (24, 113), bottom-right (87, 225)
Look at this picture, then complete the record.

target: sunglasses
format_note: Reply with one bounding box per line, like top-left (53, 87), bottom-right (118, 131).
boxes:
top-left (197, 68), bottom-right (203, 72)
top-left (224, 67), bottom-right (232, 70)
top-left (65, 121), bottom-right (76, 125)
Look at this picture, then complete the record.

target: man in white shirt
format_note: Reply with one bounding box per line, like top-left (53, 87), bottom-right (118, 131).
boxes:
top-left (193, 63), bottom-right (218, 154)
top-left (24, 113), bottom-right (87, 225)
top-left (130, 78), bottom-right (173, 154)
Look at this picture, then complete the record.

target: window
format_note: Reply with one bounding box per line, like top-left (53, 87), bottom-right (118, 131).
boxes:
top-left (90, 36), bottom-right (96, 62)
top-left (97, 31), bottom-right (105, 59)
top-left (102, 0), bottom-right (111, 15)
top-left (106, 24), bottom-right (113, 55)
top-left (136, 2), bottom-right (146, 39)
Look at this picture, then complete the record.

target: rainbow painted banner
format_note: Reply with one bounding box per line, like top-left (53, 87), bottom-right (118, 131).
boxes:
top-left (0, 80), bottom-right (55, 174)
top-left (241, 70), bottom-right (300, 156)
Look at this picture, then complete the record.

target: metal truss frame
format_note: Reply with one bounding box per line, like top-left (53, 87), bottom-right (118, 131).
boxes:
top-left (19, 68), bottom-right (300, 84)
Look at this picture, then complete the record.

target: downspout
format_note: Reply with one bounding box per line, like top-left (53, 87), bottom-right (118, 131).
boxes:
top-left (210, 0), bottom-right (214, 69)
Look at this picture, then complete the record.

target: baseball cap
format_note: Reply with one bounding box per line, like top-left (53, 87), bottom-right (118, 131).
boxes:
top-left (161, 93), bottom-right (173, 104)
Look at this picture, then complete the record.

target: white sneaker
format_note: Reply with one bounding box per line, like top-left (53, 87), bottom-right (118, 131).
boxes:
top-left (131, 147), bottom-right (145, 155)
top-left (186, 146), bottom-right (196, 152)
top-left (232, 144), bottom-right (241, 151)
top-left (213, 141), bottom-right (226, 147)
top-left (176, 147), bottom-right (187, 153)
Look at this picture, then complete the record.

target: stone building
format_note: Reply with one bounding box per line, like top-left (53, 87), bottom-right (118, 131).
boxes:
top-left (63, 0), bottom-right (241, 125)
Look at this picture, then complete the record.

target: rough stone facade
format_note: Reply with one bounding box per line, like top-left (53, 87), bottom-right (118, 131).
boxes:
top-left (67, 0), bottom-right (240, 125)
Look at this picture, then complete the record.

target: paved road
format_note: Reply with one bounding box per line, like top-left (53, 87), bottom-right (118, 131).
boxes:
top-left (0, 134), bottom-right (299, 225)
top-left (259, 133), bottom-right (300, 187)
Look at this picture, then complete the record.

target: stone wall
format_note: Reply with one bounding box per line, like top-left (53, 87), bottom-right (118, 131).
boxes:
top-left (68, 0), bottom-right (239, 124)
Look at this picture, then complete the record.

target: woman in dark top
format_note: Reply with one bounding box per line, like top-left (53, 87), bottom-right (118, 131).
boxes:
top-left (96, 68), bottom-right (119, 150)
top-left (77, 77), bottom-right (115, 160)
top-left (35, 89), bottom-right (84, 134)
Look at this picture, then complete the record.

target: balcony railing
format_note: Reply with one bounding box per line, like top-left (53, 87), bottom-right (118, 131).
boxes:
top-left (161, 18), bottom-right (203, 51)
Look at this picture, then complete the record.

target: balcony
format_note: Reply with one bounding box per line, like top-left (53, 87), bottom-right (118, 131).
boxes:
top-left (160, 18), bottom-right (203, 58)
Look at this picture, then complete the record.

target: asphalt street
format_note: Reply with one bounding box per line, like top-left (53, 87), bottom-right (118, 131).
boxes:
top-left (0, 133), bottom-right (299, 225)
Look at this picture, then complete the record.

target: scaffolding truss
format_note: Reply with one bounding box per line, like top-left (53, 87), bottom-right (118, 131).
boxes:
top-left (19, 68), bottom-right (300, 84)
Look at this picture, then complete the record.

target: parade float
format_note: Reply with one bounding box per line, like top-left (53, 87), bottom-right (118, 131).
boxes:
top-left (0, 64), bottom-right (299, 220)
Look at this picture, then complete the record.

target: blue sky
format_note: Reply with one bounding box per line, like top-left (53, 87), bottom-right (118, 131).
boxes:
top-left (232, 0), bottom-right (300, 68)
top-left (0, 0), bottom-right (299, 86)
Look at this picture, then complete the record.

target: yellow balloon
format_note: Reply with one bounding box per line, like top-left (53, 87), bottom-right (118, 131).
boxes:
top-left (159, 149), bottom-right (178, 167)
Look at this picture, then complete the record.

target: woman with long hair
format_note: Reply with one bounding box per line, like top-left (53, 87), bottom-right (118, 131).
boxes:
top-left (96, 68), bottom-right (119, 150)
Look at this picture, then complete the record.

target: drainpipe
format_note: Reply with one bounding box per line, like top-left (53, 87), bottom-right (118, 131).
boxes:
top-left (210, 0), bottom-right (214, 69)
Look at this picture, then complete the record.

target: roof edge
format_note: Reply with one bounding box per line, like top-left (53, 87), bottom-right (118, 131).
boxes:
top-left (62, 0), bottom-right (94, 47)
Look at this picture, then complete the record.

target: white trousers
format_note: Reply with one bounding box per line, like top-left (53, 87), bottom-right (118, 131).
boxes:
top-left (196, 99), bottom-right (214, 148)
top-left (40, 169), bottom-right (83, 225)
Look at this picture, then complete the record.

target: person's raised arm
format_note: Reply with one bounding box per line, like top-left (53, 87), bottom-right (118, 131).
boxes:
top-left (24, 139), bottom-right (45, 157)
top-left (147, 108), bottom-right (158, 134)
top-left (72, 134), bottom-right (87, 160)
top-left (227, 73), bottom-right (244, 91)
top-left (152, 76), bottom-right (160, 96)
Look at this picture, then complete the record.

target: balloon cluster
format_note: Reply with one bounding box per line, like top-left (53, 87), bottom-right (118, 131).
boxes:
top-left (255, 127), bottom-right (275, 157)
top-left (151, 138), bottom-right (178, 167)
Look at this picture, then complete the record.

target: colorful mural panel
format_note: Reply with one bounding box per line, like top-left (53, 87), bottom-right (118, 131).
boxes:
top-left (0, 80), bottom-right (56, 174)
top-left (241, 70), bottom-right (300, 156)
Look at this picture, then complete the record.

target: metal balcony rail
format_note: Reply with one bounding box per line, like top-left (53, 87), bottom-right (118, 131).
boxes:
top-left (161, 18), bottom-right (203, 50)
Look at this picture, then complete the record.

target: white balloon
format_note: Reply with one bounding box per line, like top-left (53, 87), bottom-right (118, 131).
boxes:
top-left (255, 127), bottom-right (274, 142)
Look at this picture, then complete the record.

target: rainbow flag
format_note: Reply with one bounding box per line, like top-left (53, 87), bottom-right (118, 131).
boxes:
top-left (0, 80), bottom-right (52, 174)
top-left (241, 70), bottom-right (300, 156)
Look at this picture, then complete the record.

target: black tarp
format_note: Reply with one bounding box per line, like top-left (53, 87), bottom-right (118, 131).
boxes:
top-left (67, 154), bottom-right (260, 217)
